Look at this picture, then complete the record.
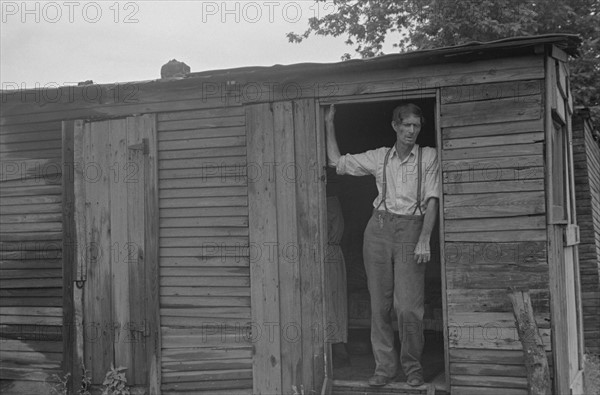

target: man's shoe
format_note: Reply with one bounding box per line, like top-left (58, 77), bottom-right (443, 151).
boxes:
top-left (406, 374), bottom-right (424, 387)
top-left (368, 374), bottom-right (392, 387)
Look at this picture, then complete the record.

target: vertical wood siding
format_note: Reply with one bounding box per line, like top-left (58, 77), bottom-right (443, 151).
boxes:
top-left (246, 100), bottom-right (325, 395)
top-left (156, 106), bottom-right (253, 394)
top-left (0, 121), bottom-right (64, 394)
top-left (573, 114), bottom-right (600, 354)
top-left (440, 80), bottom-right (550, 395)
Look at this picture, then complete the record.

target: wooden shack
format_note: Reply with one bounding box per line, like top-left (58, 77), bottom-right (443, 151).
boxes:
top-left (0, 34), bottom-right (588, 395)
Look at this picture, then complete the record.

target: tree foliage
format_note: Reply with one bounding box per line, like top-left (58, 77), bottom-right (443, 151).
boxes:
top-left (288, 0), bottom-right (600, 121)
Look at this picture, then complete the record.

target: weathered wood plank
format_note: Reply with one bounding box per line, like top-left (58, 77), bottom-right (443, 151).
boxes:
top-left (157, 107), bottom-right (245, 122)
top-left (0, 297), bottom-right (62, 307)
top-left (246, 103), bottom-right (282, 394)
top-left (0, 121), bottom-right (62, 135)
top-left (445, 229), bottom-right (546, 242)
top-left (160, 307), bottom-right (250, 321)
top-left (444, 132), bottom-right (544, 150)
top-left (0, 195), bottom-right (62, 206)
top-left (443, 119), bottom-right (544, 139)
top-left (446, 265), bottom-right (548, 290)
top-left (160, 226), bottom-right (248, 237)
top-left (508, 290), bottom-right (551, 395)
top-left (449, 348), bottom-right (553, 365)
top-left (0, 278), bottom-right (62, 289)
top-left (158, 186), bottom-right (247, 198)
top-left (272, 101), bottom-right (303, 393)
top-left (441, 95), bottom-right (542, 128)
top-left (160, 256), bottom-right (249, 268)
top-left (159, 196), bottom-right (247, 208)
top-left (158, 145), bottom-right (246, 160)
top-left (0, 307), bottom-right (62, 317)
top-left (0, 158), bottom-right (61, 182)
top-left (0, 259), bottom-right (62, 270)
top-left (444, 242), bottom-right (546, 266)
top-left (448, 289), bottom-right (549, 314)
top-left (0, 148), bottom-right (62, 160)
top-left (161, 369), bottom-right (252, 383)
top-left (443, 156), bottom-right (544, 177)
top-left (443, 166), bottom-right (544, 185)
top-left (0, 366), bottom-right (61, 382)
top-left (158, 156), bottom-right (246, 170)
top-left (451, 385), bottom-right (528, 395)
top-left (139, 114), bottom-right (161, 395)
top-left (160, 287), bottom-right (250, 297)
top-left (160, 345), bottom-right (251, 362)
top-left (157, 116), bottom-right (245, 131)
top-left (159, 136), bottom-right (246, 151)
top-left (449, 325), bottom-right (552, 351)
top-left (444, 191), bottom-right (545, 218)
top-left (159, 176), bottom-right (247, 190)
top-left (158, 127), bottom-right (246, 143)
top-left (160, 379), bottom-right (253, 392)
top-left (441, 80), bottom-right (542, 104)
top-left (0, 185), bottom-right (62, 197)
top-left (160, 296), bottom-right (250, 308)
top-left (109, 117), bottom-right (133, 382)
top-left (159, 168), bottom-right (246, 180)
top-left (0, 203), bottom-right (63, 215)
top-left (450, 362), bottom-right (526, 377)
top-left (160, 267), bottom-right (249, 277)
top-left (443, 179), bottom-right (544, 194)
top-left (442, 143), bottom-right (543, 161)
top-left (0, 315), bottom-right (63, 325)
top-left (445, 215), bottom-right (545, 233)
top-left (0, 139), bottom-right (63, 154)
top-left (0, 269), bottom-right (63, 279)
top-left (159, 236), bottom-right (248, 248)
top-left (161, 358), bottom-right (252, 372)
top-left (451, 374), bottom-right (528, 388)
top-left (0, 212), bottom-right (63, 225)
top-left (83, 120), bottom-right (113, 384)
top-left (160, 276), bottom-right (250, 288)
top-left (160, 217), bottom-right (248, 228)
top-left (294, 99), bottom-right (325, 391)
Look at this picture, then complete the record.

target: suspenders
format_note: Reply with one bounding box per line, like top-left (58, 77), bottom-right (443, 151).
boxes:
top-left (376, 146), bottom-right (423, 219)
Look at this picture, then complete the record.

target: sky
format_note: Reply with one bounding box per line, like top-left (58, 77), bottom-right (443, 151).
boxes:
top-left (0, 1), bottom-right (399, 89)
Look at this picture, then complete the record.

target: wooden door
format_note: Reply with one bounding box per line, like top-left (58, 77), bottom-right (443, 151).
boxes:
top-left (73, 115), bottom-right (160, 394)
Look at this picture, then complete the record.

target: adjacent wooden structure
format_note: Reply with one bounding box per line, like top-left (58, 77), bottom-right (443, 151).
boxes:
top-left (572, 108), bottom-right (600, 355)
top-left (0, 34), bottom-right (589, 394)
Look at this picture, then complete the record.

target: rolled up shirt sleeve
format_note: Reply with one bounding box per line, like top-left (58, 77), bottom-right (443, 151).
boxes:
top-left (336, 149), bottom-right (380, 177)
top-left (423, 148), bottom-right (440, 204)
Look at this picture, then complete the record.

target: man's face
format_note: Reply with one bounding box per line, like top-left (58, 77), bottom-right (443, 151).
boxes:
top-left (393, 115), bottom-right (422, 146)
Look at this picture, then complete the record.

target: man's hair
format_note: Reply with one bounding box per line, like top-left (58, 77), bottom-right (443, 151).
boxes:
top-left (392, 103), bottom-right (425, 126)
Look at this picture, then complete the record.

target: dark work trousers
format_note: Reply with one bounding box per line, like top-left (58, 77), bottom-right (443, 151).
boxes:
top-left (363, 210), bottom-right (425, 378)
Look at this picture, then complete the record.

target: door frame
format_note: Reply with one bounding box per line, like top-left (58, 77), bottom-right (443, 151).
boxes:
top-left (317, 89), bottom-right (448, 393)
top-left (544, 52), bottom-right (585, 394)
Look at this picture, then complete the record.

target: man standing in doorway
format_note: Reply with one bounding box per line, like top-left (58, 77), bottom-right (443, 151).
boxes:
top-left (325, 103), bottom-right (439, 387)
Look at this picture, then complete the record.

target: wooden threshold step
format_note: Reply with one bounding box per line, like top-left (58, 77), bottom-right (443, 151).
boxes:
top-left (332, 379), bottom-right (435, 395)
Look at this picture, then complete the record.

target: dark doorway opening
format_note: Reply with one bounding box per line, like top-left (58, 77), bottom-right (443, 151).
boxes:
top-left (324, 99), bottom-right (445, 387)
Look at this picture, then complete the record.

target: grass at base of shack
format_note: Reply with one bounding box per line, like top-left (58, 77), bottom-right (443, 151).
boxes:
top-left (585, 353), bottom-right (600, 395)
